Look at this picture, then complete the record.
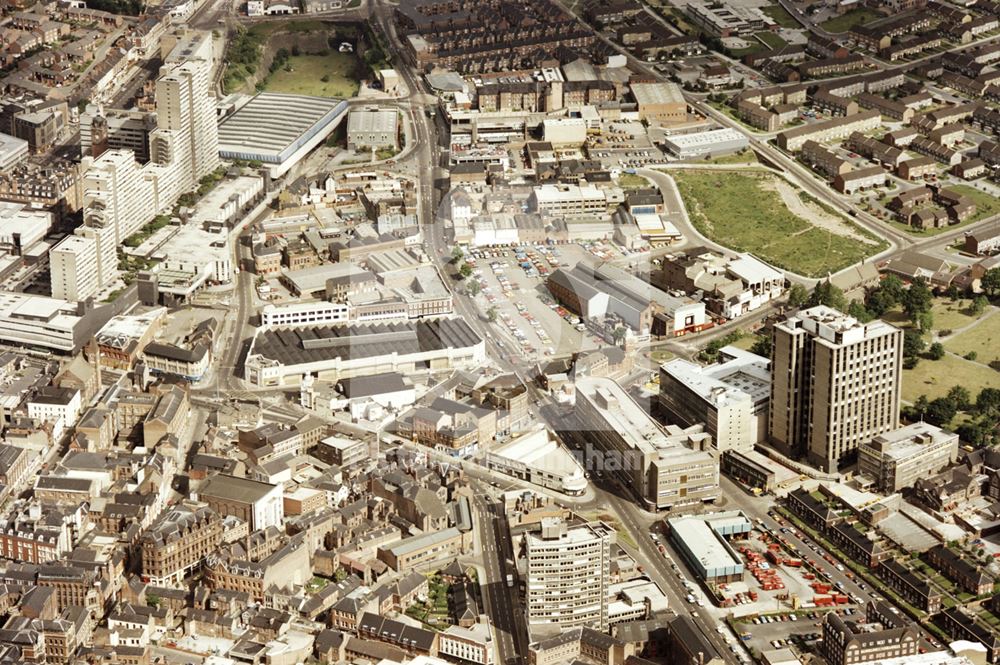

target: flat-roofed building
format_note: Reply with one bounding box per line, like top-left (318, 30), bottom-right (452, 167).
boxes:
top-left (0, 292), bottom-right (106, 354)
top-left (770, 306), bottom-right (902, 473)
top-left (662, 128), bottom-right (749, 159)
top-left (377, 526), bottom-right (472, 571)
top-left (0, 133), bottom-right (29, 172)
top-left (485, 427), bottom-right (587, 496)
top-left (858, 422), bottom-right (959, 492)
top-left (347, 109), bottom-right (399, 150)
top-left (667, 511), bottom-right (749, 582)
top-left (197, 474), bottom-right (284, 531)
top-left (529, 184), bottom-right (609, 217)
top-left (659, 346), bottom-right (770, 452)
top-left (524, 518), bottom-right (614, 633)
top-left (575, 376), bottom-right (719, 511)
top-left (49, 234), bottom-right (99, 302)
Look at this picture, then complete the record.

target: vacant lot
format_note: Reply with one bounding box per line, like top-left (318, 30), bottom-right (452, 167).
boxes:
top-left (944, 311), bottom-right (1000, 365)
top-left (821, 7), bottom-right (882, 33)
top-left (671, 169), bottom-right (887, 277)
top-left (263, 51), bottom-right (360, 98)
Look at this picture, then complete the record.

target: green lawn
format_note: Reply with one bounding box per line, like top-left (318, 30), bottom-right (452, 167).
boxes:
top-left (756, 31), bottom-right (788, 49)
top-left (618, 173), bottom-right (649, 189)
top-left (951, 185), bottom-right (1000, 224)
top-left (650, 350), bottom-right (676, 363)
top-left (820, 7), bottom-right (883, 33)
top-left (902, 352), bottom-right (1000, 402)
top-left (762, 4), bottom-right (799, 27)
top-left (944, 312), bottom-right (1000, 365)
top-left (930, 299), bottom-right (984, 333)
top-left (263, 52), bottom-right (360, 98)
top-left (670, 169), bottom-right (887, 277)
top-left (703, 150), bottom-right (759, 165)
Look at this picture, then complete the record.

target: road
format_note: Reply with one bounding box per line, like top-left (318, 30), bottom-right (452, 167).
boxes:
top-left (470, 492), bottom-right (529, 665)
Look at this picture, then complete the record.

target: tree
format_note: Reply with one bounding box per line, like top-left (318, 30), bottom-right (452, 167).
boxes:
top-left (948, 385), bottom-right (972, 411)
top-left (612, 326), bottom-right (628, 345)
top-left (903, 329), bottom-right (925, 358)
top-left (977, 387), bottom-right (1000, 415)
top-left (916, 310), bottom-right (934, 334)
top-left (451, 247), bottom-right (465, 263)
top-left (458, 263), bottom-right (473, 279)
top-left (486, 306), bottom-right (498, 323)
top-left (927, 342), bottom-right (945, 360)
top-left (847, 301), bottom-right (873, 323)
top-left (749, 334), bottom-right (772, 359)
top-left (787, 283), bottom-right (809, 308)
top-left (903, 277), bottom-right (933, 322)
top-left (972, 295), bottom-right (989, 316)
top-left (913, 395), bottom-right (929, 419)
top-left (982, 268), bottom-right (1000, 297)
top-left (465, 280), bottom-right (481, 296)
top-left (865, 287), bottom-right (896, 316)
top-left (926, 397), bottom-right (958, 426)
top-left (808, 281), bottom-right (847, 311)
top-left (146, 593), bottom-right (161, 608)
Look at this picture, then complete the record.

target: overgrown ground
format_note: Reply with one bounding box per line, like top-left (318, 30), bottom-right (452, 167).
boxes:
top-left (671, 169), bottom-right (887, 277)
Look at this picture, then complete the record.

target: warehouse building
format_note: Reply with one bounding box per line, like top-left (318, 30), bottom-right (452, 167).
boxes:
top-left (346, 108), bottom-right (399, 150)
top-left (667, 511), bottom-right (750, 582)
top-left (244, 317), bottom-right (486, 387)
top-left (662, 128), bottom-right (749, 159)
top-left (217, 92), bottom-right (348, 177)
top-left (630, 82), bottom-right (687, 124)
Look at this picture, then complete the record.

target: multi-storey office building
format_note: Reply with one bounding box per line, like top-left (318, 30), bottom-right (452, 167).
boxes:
top-left (575, 376), bottom-right (719, 511)
top-left (524, 518), bottom-right (613, 633)
top-left (769, 306), bottom-right (902, 473)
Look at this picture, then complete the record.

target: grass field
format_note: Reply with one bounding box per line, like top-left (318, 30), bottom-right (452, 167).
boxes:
top-left (263, 52), bottom-right (360, 98)
top-left (820, 7), bottom-right (882, 33)
top-left (671, 169), bottom-right (887, 277)
top-left (704, 150), bottom-right (759, 165)
top-left (618, 173), bottom-right (649, 189)
top-left (902, 353), bottom-right (1000, 402)
top-left (930, 299), bottom-right (983, 333)
top-left (944, 311), bottom-right (1000, 365)
top-left (756, 31), bottom-right (788, 49)
top-left (762, 4), bottom-right (799, 27)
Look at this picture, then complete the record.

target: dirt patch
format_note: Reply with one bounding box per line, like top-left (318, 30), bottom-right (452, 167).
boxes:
top-left (763, 178), bottom-right (879, 245)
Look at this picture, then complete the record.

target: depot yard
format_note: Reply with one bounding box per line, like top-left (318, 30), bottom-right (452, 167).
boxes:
top-left (671, 169), bottom-right (887, 278)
